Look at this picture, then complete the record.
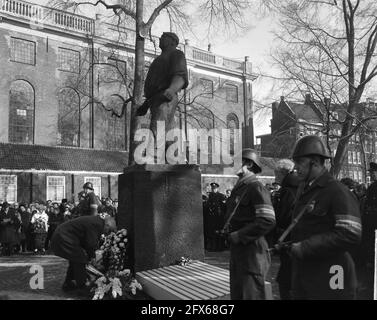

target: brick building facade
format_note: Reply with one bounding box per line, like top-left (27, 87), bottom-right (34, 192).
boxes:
top-left (0, 0), bottom-right (260, 203)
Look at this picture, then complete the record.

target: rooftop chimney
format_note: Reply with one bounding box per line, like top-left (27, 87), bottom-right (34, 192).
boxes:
top-left (280, 96), bottom-right (285, 101)
top-left (208, 44), bottom-right (212, 52)
top-left (185, 39), bottom-right (190, 46)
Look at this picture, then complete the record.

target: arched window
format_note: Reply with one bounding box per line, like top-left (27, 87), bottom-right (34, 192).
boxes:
top-left (58, 88), bottom-right (80, 147)
top-left (227, 113), bottom-right (239, 155)
top-left (106, 96), bottom-right (126, 150)
top-left (9, 80), bottom-right (35, 144)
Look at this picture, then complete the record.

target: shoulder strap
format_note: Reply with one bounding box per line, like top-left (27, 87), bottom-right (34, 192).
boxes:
top-left (277, 187), bottom-right (322, 244)
top-left (222, 181), bottom-right (260, 231)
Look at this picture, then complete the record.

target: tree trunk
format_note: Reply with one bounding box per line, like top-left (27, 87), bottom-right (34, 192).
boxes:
top-left (330, 1), bottom-right (356, 178)
top-left (128, 0), bottom-right (145, 165)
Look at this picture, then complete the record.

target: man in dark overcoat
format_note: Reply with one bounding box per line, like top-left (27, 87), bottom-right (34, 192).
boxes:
top-left (289, 136), bottom-right (361, 300)
top-left (51, 215), bottom-right (116, 294)
top-left (226, 149), bottom-right (276, 300)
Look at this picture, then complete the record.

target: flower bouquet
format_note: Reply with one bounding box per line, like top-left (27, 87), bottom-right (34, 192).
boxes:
top-left (32, 218), bottom-right (47, 234)
top-left (174, 256), bottom-right (192, 267)
top-left (88, 228), bottom-right (143, 300)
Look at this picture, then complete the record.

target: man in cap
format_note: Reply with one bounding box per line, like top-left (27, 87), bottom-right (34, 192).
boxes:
top-left (138, 32), bottom-right (188, 163)
top-left (288, 135), bottom-right (361, 299)
top-left (77, 182), bottom-right (100, 216)
top-left (359, 162), bottom-right (377, 298)
top-left (225, 148), bottom-right (276, 299)
top-left (205, 182), bottom-right (227, 251)
top-left (51, 215), bottom-right (117, 296)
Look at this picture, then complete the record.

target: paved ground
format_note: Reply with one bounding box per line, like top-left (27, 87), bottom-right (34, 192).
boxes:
top-left (0, 250), bottom-right (281, 300)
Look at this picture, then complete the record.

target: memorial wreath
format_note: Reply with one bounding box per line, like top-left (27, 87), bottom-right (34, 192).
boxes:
top-left (87, 228), bottom-right (143, 300)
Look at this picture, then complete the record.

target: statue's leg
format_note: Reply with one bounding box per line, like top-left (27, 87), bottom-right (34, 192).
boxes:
top-left (149, 94), bottom-right (178, 163)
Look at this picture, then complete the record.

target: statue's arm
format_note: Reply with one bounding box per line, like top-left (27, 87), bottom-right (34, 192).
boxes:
top-left (163, 76), bottom-right (186, 100)
top-left (163, 51), bottom-right (189, 100)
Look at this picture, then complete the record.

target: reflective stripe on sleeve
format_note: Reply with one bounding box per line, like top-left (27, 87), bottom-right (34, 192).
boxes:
top-left (335, 215), bottom-right (362, 235)
top-left (255, 204), bottom-right (275, 220)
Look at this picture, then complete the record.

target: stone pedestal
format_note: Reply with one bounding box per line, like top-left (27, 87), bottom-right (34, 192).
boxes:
top-left (118, 164), bottom-right (204, 272)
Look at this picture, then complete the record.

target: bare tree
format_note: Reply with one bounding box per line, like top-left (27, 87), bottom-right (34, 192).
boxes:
top-left (263, 0), bottom-right (377, 176)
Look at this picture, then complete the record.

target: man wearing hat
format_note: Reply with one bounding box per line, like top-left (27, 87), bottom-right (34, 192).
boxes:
top-left (360, 162), bottom-right (377, 298)
top-left (225, 148), bottom-right (276, 299)
top-left (77, 182), bottom-right (100, 216)
top-left (138, 32), bottom-right (188, 163)
top-left (205, 182), bottom-right (227, 251)
top-left (288, 135), bottom-right (361, 299)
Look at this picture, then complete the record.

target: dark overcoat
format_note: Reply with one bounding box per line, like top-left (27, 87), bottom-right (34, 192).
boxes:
top-left (51, 215), bottom-right (105, 263)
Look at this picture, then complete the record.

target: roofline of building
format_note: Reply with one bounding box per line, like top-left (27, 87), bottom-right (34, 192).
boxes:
top-left (0, 142), bottom-right (129, 154)
top-left (0, 1), bottom-right (258, 80)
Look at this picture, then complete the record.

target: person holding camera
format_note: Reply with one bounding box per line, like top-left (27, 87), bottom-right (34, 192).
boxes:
top-left (225, 149), bottom-right (276, 300)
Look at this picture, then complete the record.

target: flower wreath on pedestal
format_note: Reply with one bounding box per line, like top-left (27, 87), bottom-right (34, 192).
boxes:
top-left (87, 228), bottom-right (143, 300)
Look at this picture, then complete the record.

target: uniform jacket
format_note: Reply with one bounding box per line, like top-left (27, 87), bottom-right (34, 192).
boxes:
top-left (292, 171), bottom-right (361, 259)
top-left (78, 192), bottom-right (100, 216)
top-left (291, 170), bottom-right (362, 299)
top-left (51, 215), bottom-right (105, 263)
top-left (226, 172), bottom-right (276, 245)
top-left (226, 172), bottom-right (276, 299)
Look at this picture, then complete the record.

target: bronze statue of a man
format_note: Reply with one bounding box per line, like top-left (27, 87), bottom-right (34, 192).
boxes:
top-left (137, 32), bottom-right (189, 162)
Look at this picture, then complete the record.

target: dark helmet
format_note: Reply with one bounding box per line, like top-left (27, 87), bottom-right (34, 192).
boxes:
top-left (242, 148), bottom-right (262, 174)
top-left (291, 135), bottom-right (331, 159)
top-left (83, 182), bottom-right (94, 190)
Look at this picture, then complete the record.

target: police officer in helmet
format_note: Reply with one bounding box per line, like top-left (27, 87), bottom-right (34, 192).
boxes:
top-left (288, 135), bottom-right (362, 299)
top-left (78, 182), bottom-right (99, 216)
top-left (225, 148), bottom-right (276, 299)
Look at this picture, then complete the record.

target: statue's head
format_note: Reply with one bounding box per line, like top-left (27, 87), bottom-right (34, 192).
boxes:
top-left (159, 32), bottom-right (179, 50)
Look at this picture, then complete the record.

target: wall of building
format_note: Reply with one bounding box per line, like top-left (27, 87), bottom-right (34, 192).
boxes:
top-left (0, 172), bottom-right (119, 204)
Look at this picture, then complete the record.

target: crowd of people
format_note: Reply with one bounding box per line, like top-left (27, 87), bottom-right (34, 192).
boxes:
top-left (0, 192), bottom-right (118, 257)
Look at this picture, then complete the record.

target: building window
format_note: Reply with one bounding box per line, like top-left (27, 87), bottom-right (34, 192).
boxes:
top-left (47, 176), bottom-right (65, 202)
top-left (358, 171), bottom-right (363, 183)
top-left (84, 177), bottom-right (101, 198)
top-left (199, 78), bottom-right (214, 98)
top-left (225, 84), bottom-right (238, 103)
top-left (227, 113), bottom-right (239, 156)
top-left (9, 80), bottom-right (35, 144)
top-left (0, 175), bottom-right (17, 203)
top-left (357, 151), bottom-right (361, 164)
top-left (348, 151), bottom-right (352, 164)
top-left (353, 151), bottom-right (357, 164)
top-left (10, 37), bottom-right (36, 65)
top-left (57, 88), bottom-right (80, 147)
top-left (58, 47), bottom-right (80, 73)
